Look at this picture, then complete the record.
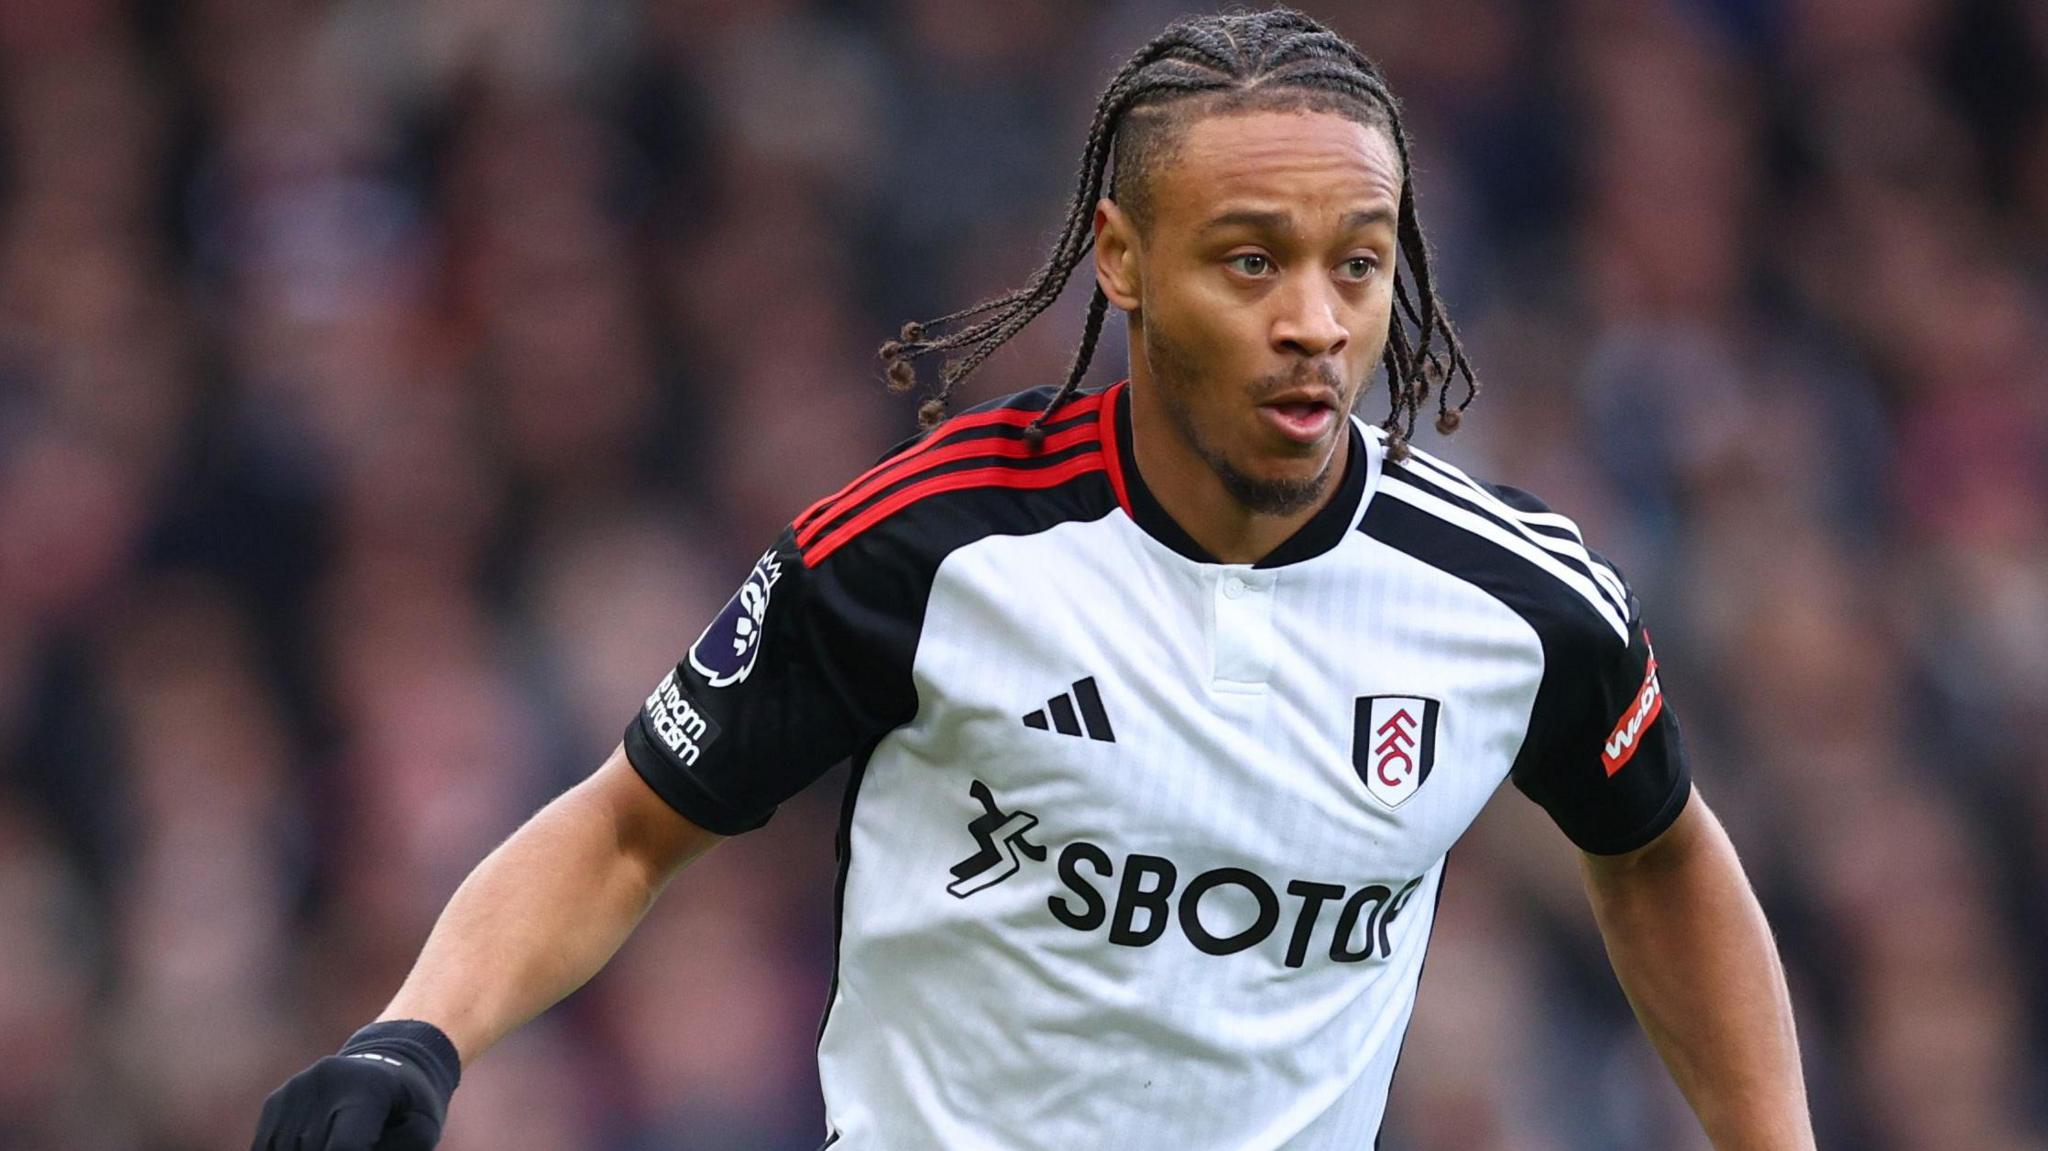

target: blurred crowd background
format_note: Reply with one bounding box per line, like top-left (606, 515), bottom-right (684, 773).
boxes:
top-left (2, 0), bottom-right (2045, 1148)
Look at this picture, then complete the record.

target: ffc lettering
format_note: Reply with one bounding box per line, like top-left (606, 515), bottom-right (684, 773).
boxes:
top-left (1602, 633), bottom-right (1664, 776)
top-left (1375, 711), bottom-right (1417, 787)
top-left (1354, 695), bottom-right (1440, 809)
top-left (689, 548), bottom-right (784, 688)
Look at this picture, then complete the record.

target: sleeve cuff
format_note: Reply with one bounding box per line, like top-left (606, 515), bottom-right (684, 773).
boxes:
top-left (622, 715), bottom-right (774, 836)
top-left (1575, 765), bottom-right (1693, 856)
top-left (341, 1019), bottom-right (462, 1101)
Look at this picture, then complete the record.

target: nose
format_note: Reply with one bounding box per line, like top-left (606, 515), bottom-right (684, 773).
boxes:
top-left (1270, 275), bottom-right (1350, 360)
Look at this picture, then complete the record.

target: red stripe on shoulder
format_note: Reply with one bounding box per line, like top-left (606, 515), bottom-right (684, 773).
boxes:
top-left (794, 422), bottom-right (1100, 548)
top-left (793, 391), bottom-right (1108, 537)
top-left (801, 454), bottom-right (1106, 567)
top-left (1098, 380), bottom-right (1131, 515)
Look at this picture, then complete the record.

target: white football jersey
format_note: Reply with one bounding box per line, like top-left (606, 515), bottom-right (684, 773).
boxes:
top-left (627, 382), bottom-right (1688, 1150)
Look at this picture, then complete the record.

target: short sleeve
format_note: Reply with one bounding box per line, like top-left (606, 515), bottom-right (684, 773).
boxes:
top-left (622, 525), bottom-right (921, 835)
top-left (1510, 584), bottom-right (1692, 855)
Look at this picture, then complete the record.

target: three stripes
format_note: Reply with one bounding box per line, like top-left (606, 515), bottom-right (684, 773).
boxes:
top-left (792, 386), bottom-right (1126, 567)
top-left (1023, 677), bottom-right (1117, 743)
top-left (1378, 444), bottom-right (1632, 642)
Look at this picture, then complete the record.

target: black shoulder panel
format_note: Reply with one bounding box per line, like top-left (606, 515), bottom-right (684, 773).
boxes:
top-left (624, 385), bottom-right (1121, 834)
top-left (1361, 464), bottom-right (1690, 855)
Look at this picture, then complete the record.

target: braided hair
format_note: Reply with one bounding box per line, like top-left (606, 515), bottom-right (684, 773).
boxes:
top-left (879, 7), bottom-right (1477, 462)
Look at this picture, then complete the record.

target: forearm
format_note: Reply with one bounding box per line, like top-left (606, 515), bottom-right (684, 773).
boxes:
top-left (379, 749), bottom-right (718, 1064)
top-left (1582, 793), bottom-right (1813, 1151)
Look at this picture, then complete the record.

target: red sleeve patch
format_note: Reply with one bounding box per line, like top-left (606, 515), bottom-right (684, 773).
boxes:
top-left (1601, 637), bottom-right (1664, 777)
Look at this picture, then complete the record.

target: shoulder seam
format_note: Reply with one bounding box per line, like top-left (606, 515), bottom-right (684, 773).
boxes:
top-left (1393, 452), bottom-right (1630, 618)
top-left (1375, 469), bottom-right (1631, 642)
top-left (795, 425), bottom-right (1101, 547)
top-left (799, 450), bottom-right (1108, 567)
top-left (794, 392), bottom-right (1107, 542)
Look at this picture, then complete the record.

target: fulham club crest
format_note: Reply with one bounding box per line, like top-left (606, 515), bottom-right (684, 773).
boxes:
top-left (1354, 695), bottom-right (1441, 809)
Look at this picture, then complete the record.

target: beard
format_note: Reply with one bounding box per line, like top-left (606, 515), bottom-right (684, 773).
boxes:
top-left (1144, 321), bottom-right (1350, 517)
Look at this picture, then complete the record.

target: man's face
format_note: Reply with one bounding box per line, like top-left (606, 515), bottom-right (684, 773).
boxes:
top-left (1104, 109), bottom-right (1401, 514)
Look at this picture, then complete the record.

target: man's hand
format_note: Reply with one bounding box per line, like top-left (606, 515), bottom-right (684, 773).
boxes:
top-left (251, 748), bottom-right (717, 1148)
top-left (251, 1021), bottom-right (461, 1151)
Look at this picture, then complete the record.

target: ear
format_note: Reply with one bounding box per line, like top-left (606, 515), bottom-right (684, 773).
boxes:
top-left (1093, 198), bottom-right (1142, 312)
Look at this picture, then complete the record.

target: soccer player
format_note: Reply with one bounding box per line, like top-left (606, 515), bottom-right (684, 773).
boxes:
top-left (252, 10), bottom-right (1814, 1150)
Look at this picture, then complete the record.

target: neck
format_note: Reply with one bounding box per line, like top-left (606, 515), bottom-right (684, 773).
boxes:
top-left (1125, 355), bottom-right (1351, 566)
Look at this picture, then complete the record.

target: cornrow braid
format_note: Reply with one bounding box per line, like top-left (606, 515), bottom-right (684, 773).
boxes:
top-left (879, 7), bottom-right (1478, 460)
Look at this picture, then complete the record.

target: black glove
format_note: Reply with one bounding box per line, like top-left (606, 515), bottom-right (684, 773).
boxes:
top-left (250, 1020), bottom-right (462, 1151)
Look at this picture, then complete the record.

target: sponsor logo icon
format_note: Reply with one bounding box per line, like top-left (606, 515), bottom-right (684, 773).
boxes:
top-left (1354, 695), bottom-right (1441, 809)
top-left (688, 548), bottom-right (784, 688)
top-left (946, 780), bottom-right (1047, 899)
top-left (1603, 633), bottom-right (1663, 776)
top-left (942, 781), bottom-right (1429, 965)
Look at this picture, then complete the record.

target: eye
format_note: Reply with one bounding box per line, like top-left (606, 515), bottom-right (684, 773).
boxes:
top-left (1338, 256), bottom-right (1379, 282)
top-left (1227, 253), bottom-right (1274, 278)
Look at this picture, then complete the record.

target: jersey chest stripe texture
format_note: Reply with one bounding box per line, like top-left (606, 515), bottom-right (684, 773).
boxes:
top-left (794, 393), bottom-right (1108, 536)
top-left (801, 452), bottom-right (1107, 566)
top-left (795, 422), bottom-right (1103, 549)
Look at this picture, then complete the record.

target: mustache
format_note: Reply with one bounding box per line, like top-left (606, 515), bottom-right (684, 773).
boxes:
top-left (1248, 360), bottom-right (1347, 402)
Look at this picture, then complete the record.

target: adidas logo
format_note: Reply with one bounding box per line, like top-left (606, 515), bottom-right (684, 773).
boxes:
top-left (1022, 677), bottom-right (1116, 743)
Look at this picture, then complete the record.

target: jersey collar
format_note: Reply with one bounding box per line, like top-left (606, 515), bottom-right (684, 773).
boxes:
top-left (1107, 379), bottom-right (1376, 569)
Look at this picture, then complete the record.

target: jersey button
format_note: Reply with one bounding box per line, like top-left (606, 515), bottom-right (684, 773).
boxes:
top-left (1222, 575), bottom-right (1246, 599)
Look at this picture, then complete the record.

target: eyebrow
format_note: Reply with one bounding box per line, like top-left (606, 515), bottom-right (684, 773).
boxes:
top-left (1198, 207), bottom-right (1395, 235)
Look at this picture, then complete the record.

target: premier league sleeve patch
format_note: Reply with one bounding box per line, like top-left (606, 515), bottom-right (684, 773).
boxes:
top-left (688, 548), bottom-right (786, 688)
top-left (1354, 695), bottom-right (1441, 809)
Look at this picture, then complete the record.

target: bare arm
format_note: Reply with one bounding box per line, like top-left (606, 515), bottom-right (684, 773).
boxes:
top-left (1581, 788), bottom-right (1814, 1150)
top-left (378, 744), bottom-right (722, 1064)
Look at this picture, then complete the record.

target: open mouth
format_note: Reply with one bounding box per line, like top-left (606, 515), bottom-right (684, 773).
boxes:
top-left (1259, 399), bottom-right (1337, 444)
